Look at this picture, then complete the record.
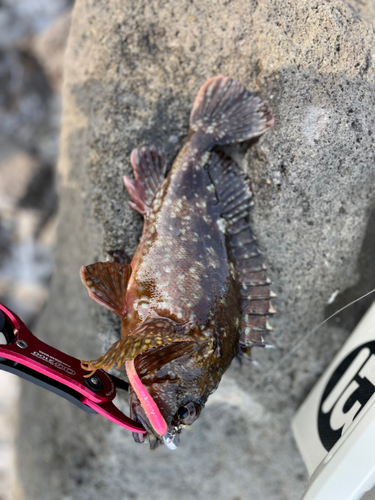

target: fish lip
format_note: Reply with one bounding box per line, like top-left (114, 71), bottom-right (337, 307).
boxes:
top-left (134, 409), bottom-right (164, 447)
top-left (137, 412), bottom-right (158, 436)
top-left (132, 405), bottom-right (181, 449)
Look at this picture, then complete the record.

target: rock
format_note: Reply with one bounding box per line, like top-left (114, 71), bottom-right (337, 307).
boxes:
top-left (16, 1), bottom-right (375, 499)
top-left (0, 2), bottom-right (72, 166)
top-left (0, 0), bottom-right (72, 325)
top-left (0, 0), bottom-right (71, 49)
top-left (0, 372), bottom-right (22, 500)
top-left (0, 152), bottom-right (41, 208)
top-left (0, 151), bottom-right (55, 323)
top-left (32, 10), bottom-right (72, 92)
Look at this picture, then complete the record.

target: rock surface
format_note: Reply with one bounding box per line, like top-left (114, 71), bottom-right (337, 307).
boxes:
top-left (16, 1), bottom-right (375, 499)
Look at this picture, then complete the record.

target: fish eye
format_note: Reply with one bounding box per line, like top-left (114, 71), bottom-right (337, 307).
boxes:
top-left (177, 406), bottom-right (190, 419)
top-left (177, 402), bottom-right (196, 424)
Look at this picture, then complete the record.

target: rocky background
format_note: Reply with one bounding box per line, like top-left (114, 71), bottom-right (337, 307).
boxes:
top-left (0, 1), bottom-right (72, 499)
top-left (7, 0), bottom-right (375, 499)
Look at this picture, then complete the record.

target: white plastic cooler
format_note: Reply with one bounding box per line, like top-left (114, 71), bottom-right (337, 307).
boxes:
top-left (292, 301), bottom-right (375, 500)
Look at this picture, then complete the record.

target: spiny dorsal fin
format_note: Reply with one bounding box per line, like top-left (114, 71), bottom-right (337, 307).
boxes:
top-left (230, 217), bottom-right (276, 351)
top-left (206, 153), bottom-right (276, 353)
top-left (80, 262), bottom-right (131, 317)
top-left (124, 145), bottom-right (167, 215)
top-left (208, 152), bottom-right (253, 228)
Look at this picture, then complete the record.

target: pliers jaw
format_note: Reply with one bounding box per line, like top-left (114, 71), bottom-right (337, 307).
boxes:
top-left (0, 304), bottom-right (146, 435)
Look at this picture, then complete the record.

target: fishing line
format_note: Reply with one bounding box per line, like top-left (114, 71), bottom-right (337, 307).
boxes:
top-left (251, 287), bottom-right (375, 390)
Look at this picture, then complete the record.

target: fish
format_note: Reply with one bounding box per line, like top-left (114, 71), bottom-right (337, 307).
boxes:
top-left (80, 76), bottom-right (275, 449)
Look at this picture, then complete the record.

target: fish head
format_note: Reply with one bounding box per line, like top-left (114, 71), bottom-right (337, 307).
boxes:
top-left (130, 337), bottom-right (218, 449)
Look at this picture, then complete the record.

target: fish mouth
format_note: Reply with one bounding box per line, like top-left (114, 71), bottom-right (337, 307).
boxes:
top-left (128, 340), bottom-right (202, 447)
top-left (128, 339), bottom-right (207, 448)
top-left (126, 357), bottom-right (180, 449)
top-left (131, 405), bottom-right (181, 450)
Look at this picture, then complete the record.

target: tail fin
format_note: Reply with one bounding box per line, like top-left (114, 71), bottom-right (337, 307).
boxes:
top-left (189, 75), bottom-right (274, 145)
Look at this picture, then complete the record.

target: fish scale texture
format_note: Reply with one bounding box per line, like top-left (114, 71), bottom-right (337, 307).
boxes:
top-left (16, 0), bottom-right (375, 499)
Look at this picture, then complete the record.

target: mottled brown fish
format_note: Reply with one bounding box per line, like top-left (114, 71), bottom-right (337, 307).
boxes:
top-left (80, 76), bottom-right (275, 449)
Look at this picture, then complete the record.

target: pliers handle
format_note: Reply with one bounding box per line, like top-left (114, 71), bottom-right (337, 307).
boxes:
top-left (0, 304), bottom-right (146, 434)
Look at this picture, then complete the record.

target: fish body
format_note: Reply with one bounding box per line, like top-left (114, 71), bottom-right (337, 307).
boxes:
top-left (80, 76), bottom-right (274, 448)
top-left (128, 140), bottom-right (239, 354)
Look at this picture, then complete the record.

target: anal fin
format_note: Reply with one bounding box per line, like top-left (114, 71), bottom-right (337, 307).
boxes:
top-left (124, 146), bottom-right (167, 215)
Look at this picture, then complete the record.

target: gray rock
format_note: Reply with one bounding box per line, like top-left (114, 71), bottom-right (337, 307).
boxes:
top-left (32, 10), bottom-right (72, 92)
top-left (16, 1), bottom-right (375, 499)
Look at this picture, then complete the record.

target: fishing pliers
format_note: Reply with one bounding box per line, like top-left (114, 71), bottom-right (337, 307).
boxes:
top-left (0, 303), bottom-right (146, 434)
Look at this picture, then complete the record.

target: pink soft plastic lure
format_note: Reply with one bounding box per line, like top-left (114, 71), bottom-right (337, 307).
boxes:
top-left (125, 359), bottom-right (167, 436)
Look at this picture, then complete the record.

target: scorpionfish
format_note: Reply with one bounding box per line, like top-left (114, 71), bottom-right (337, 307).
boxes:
top-left (80, 76), bottom-right (275, 449)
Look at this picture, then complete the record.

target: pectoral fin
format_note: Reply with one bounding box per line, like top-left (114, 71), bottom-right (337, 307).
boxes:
top-left (81, 319), bottom-right (205, 374)
top-left (80, 262), bottom-right (131, 317)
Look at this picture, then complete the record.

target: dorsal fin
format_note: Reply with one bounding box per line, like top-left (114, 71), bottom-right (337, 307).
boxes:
top-left (231, 216), bottom-right (276, 350)
top-left (207, 152), bottom-right (276, 352)
top-left (124, 145), bottom-right (167, 215)
top-left (80, 262), bottom-right (131, 317)
top-left (208, 151), bottom-right (253, 227)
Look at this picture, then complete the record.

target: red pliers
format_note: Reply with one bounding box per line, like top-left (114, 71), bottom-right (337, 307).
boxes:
top-left (0, 303), bottom-right (146, 435)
